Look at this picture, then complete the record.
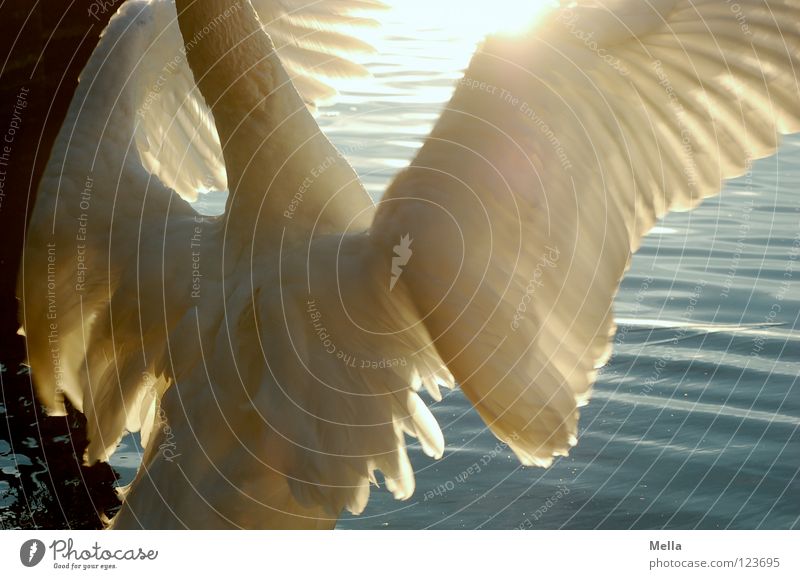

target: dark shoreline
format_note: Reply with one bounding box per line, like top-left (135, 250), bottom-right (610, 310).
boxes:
top-left (1, 360), bottom-right (120, 529)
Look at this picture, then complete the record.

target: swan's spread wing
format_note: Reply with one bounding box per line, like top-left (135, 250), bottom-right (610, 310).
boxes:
top-left (131, 0), bottom-right (226, 200)
top-left (19, 0), bottom-right (208, 463)
top-left (131, 0), bottom-right (383, 201)
top-left (370, 0), bottom-right (800, 466)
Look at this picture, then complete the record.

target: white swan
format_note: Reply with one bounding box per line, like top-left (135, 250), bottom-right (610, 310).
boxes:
top-left (18, 0), bottom-right (800, 529)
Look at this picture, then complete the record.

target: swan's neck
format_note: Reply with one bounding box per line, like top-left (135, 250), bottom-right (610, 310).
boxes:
top-left (175, 0), bottom-right (367, 245)
top-left (175, 0), bottom-right (275, 153)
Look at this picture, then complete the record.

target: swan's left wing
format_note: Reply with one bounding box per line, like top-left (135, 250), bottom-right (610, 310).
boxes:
top-left (370, 0), bottom-right (800, 466)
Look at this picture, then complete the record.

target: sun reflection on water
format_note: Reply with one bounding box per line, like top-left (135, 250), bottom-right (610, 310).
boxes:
top-left (333, 0), bottom-right (559, 107)
top-left (386, 0), bottom-right (558, 39)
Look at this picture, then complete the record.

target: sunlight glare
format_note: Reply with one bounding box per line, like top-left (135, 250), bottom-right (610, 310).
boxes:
top-left (387, 0), bottom-right (559, 42)
top-left (327, 1), bottom-right (561, 110)
top-left (479, 0), bottom-right (560, 37)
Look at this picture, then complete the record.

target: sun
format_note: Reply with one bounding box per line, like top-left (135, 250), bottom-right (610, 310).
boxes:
top-left (479, 0), bottom-right (561, 36)
top-left (326, 0), bottom-right (561, 108)
top-left (386, 0), bottom-right (559, 41)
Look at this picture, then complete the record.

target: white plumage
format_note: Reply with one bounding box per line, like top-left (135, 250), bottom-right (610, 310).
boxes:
top-left (18, 0), bottom-right (800, 528)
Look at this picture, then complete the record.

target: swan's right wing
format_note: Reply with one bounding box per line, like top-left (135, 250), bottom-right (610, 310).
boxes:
top-left (370, 0), bottom-right (800, 466)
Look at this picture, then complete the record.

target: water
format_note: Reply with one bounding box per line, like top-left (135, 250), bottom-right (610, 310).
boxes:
top-left (4, 11), bottom-right (798, 530)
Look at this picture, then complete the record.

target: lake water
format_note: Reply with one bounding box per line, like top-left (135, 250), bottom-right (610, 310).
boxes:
top-left (3, 9), bottom-right (798, 530)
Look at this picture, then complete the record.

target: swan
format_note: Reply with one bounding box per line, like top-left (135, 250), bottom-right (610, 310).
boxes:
top-left (17, 0), bottom-right (800, 529)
